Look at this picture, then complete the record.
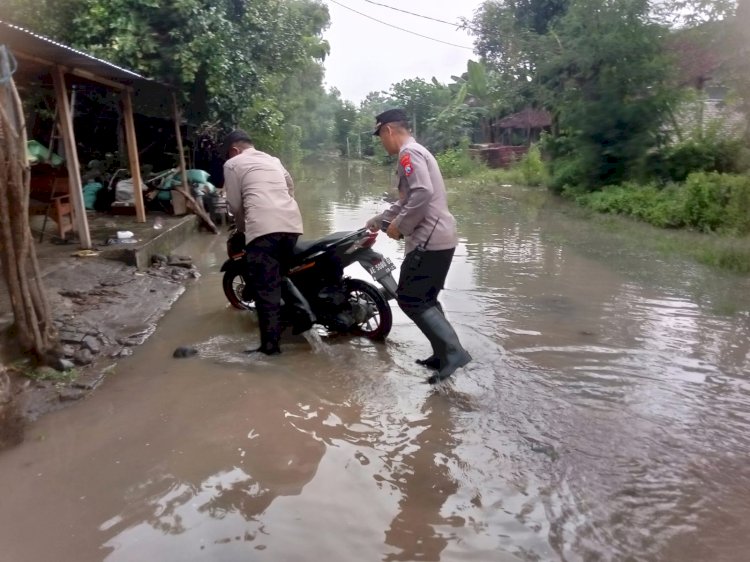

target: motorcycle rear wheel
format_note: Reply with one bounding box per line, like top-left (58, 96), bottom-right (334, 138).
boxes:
top-left (345, 278), bottom-right (392, 340)
top-left (223, 270), bottom-right (253, 310)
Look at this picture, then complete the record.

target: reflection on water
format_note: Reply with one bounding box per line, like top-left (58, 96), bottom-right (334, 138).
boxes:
top-left (0, 159), bottom-right (749, 561)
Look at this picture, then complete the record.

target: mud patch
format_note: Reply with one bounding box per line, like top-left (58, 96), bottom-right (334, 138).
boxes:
top-left (4, 258), bottom-right (196, 422)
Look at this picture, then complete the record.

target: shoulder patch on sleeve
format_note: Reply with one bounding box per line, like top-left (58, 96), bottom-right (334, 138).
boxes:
top-left (400, 153), bottom-right (414, 177)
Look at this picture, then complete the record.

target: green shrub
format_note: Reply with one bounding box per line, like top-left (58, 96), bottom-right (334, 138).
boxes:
top-left (549, 154), bottom-right (587, 192)
top-left (682, 172), bottom-right (728, 232)
top-left (575, 172), bottom-right (750, 235)
top-left (658, 137), bottom-right (750, 182)
top-left (683, 172), bottom-right (750, 234)
top-left (577, 183), bottom-right (685, 228)
top-left (435, 145), bottom-right (478, 178)
top-left (724, 177), bottom-right (750, 235)
top-left (545, 141), bottom-right (604, 193)
top-left (517, 144), bottom-right (548, 187)
top-left (661, 140), bottom-right (716, 182)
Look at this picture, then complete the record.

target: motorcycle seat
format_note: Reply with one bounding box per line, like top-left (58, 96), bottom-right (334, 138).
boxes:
top-left (293, 231), bottom-right (355, 257)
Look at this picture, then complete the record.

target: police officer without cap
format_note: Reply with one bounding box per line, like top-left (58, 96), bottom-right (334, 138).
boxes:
top-left (366, 109), bottom-right (471, 383)
top-left (222, 129), bottom-right (306, 355)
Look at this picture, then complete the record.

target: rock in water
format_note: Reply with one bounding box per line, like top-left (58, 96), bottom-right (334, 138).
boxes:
top-left (167, 255), bottom-right (193, 268)
top-left (173, 346), bottom-right (198, 358)
top-left (73, 348), bottom-right (94, 366)
top-left (50, 357), bottom-right (75, 372)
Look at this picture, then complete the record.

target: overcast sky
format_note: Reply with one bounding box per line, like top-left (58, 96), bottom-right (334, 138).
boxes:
top-left (321, 0), bottom-right (486, 104)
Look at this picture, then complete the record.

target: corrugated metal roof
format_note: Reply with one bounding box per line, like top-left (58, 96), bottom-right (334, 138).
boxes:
top-left (0, 20), bottom-right (174, 117)
top-left (0, 20), bottom-right (166, 90)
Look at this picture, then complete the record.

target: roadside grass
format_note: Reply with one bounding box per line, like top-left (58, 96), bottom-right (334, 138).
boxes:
top-left (570, 173), bottom-right (750, 236)
top-left (557, 195), bottom-right (750, 274)
top-left (442, 156), bottom-right (750, 274)
top-left (442, 144), bottom-right (550, 209)
top-left (568, 173), bottom-right (750, 273)
top-left (690, 237), bottom-right (750, 273)
top-left (8, 360), bottom-right (78, 384)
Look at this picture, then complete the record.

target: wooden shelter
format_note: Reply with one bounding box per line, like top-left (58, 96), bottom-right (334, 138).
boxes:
top-left (470, 108), bottom-right (552, 168)
top-left (0, 20), bottom-right (191, 249)
top-left (494, 108), bottom-right (552, 146)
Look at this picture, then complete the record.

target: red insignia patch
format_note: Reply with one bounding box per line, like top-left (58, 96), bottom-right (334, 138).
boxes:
top-left (400, 154), bottom-right (414, 177)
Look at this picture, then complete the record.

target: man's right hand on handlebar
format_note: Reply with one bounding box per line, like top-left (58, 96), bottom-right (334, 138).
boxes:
top-left (366, 215), bottom-right (381, 232)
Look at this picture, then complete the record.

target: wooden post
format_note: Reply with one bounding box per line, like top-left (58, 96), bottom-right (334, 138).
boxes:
top-left (170, 92), bottom-right (217, 233)
top-left (122, 89), bottom-right (146, 223)
top-left (51, 65), bottom-right (91, 249)
top-left (171, 93), bottom-right (190, 194)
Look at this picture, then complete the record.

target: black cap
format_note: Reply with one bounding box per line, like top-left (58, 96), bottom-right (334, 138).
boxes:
top-left (373, 108), bottom-right (409, 136)
top-left (221, 129), bottom-right (253, 158)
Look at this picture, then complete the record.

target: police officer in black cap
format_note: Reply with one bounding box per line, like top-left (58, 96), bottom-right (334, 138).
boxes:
top-left (366, 109), bottom-right (471, 383)
top-left (222, 129), bottom-right (309, 355)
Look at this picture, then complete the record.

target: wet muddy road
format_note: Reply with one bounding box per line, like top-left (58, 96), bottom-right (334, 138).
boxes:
top-left (1, 161), bottom-right (750, 561)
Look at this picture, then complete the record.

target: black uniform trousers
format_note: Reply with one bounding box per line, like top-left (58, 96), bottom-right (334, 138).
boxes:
top-left (396, 247), bottom-right (455, 317)
top-left (245, 232), bottom-right (299, 351)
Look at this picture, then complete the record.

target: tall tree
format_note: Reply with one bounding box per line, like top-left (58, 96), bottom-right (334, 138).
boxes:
top-left (353, 91), bottom-right (393, 158)
top-left (652, 0), bottom-right (738, 26)
top-left (723, 1), bottom-right (750, 142)
top-left (538, 0), bottom-right (677, 189)
top-left (0, 50), bottom-right (58, 361)
top-left (390, 78), bottom-right (452, 140)
top-left (468, 0), bottom-right (569, 85)
top-left (0, 0), bottom-right (332, 152)
top-left (334, 101), bottom-right (358, 157)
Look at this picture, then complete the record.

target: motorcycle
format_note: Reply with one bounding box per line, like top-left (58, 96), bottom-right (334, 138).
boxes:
top-left (221, 228), bottom-right (399, 340)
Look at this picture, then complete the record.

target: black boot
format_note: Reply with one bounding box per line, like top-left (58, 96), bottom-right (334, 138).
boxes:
top-left (247, 304), bottom-right (282, 355)
top-left (248, 342), bottom-right (281, 355)
top-left (416, 355), bottom-right (440, 369)
top-left (414, 303), bottom-right (444, 369)
top-left (282, 277), bottom-right (316, 335)
top-left (411, 307), bottom-right (471, 384)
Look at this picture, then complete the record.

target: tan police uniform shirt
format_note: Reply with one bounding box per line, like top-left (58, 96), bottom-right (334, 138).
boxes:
top-left (379, 137), bottom-right (459, 254)
top-left (224, 147), bottom-right (303, 244)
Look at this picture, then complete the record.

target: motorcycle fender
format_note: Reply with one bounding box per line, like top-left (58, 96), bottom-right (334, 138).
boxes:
top-left (220, 258), bottom-right (243, 273)
top-left (357, 250), bottom-right (398, 301)
top-left (355, 248), bottom-right (384, 269)
top-left (378, 273), bottom-right (399, 301)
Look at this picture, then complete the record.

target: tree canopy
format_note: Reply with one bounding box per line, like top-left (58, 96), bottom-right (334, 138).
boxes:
top-left (1, 0), bottom-right (747, 186)
top-left (0, 0), bottom-right (339, 156)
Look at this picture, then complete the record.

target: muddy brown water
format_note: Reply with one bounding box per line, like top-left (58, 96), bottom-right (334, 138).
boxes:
top-left (1, 160), bottom-right (750, 562)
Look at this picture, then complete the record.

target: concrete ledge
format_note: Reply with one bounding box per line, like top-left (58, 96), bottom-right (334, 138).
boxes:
top-left (98, 215), bottom-right (199, 269)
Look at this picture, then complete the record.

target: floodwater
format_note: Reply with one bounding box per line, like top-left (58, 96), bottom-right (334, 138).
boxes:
top-left (1, 159), bottom-right (750, 562)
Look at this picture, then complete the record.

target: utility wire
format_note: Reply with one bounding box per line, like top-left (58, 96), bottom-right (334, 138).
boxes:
top-left (327, 0), bottom-right (473, 50)
top-left (360, 0), bottom-right (481, 34)
top-left (361, 0), bottom-right (459, 27)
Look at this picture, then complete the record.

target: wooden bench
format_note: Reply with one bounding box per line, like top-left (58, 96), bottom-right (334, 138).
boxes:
top-left (28, 165), bottom-right (75, 241)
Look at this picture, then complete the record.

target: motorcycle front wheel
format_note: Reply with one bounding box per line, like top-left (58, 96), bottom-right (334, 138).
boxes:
top-left (222, 270), bottom-right (254, 310)
top-left (345, 278), bottom-right (392, 340)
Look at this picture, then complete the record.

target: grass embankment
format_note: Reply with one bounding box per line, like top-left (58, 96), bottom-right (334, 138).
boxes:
top-left (437, 146), bottom-right (750, 273)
